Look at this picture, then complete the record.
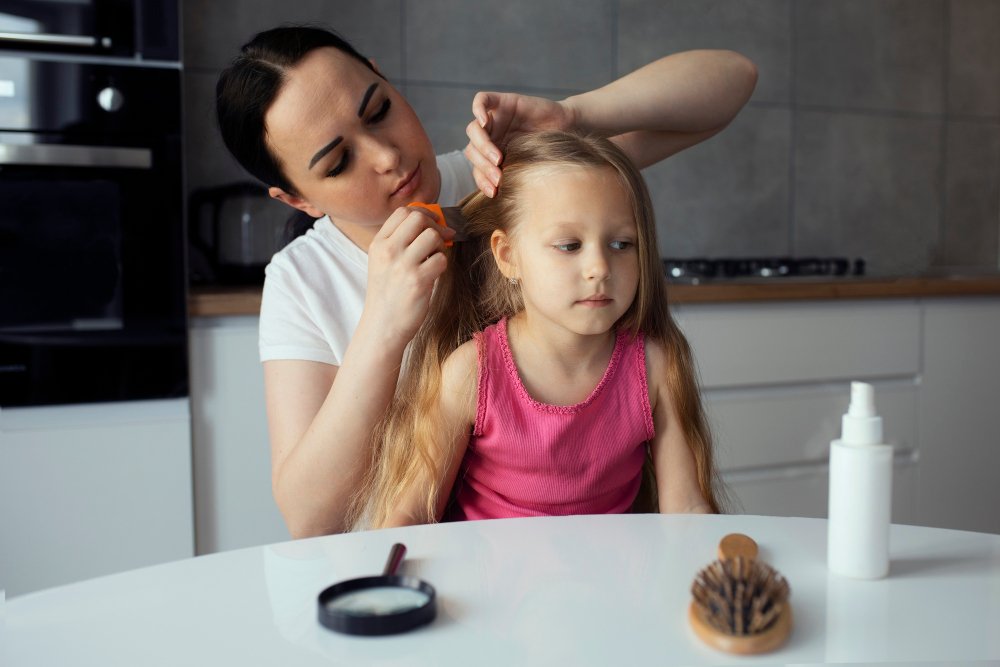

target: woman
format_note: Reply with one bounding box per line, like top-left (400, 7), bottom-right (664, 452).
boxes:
top-left (215, 24), bottom-right (756, 537)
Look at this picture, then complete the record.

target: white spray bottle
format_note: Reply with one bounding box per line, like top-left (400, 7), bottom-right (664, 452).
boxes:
top-left (827, 381), bottom-right (893, 579)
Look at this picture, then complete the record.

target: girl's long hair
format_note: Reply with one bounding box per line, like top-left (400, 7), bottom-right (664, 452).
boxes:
top-left (352, 131), bottom-right (725, 529)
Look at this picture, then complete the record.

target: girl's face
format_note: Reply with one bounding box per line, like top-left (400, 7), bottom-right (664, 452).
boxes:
top-left (264, 47), bottom-right (439, 243)
top-left (495, 165), bottom-right (639, 338)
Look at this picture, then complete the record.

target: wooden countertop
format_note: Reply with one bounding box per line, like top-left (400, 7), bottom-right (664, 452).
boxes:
top-left (188, 274), bottom-right (1000, 317)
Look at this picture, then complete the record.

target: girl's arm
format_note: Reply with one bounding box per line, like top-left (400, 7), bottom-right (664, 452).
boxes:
top-left (645, 339), bottom-right (714, 514)
top-left (383, 341), bottom-right (478, 527)
top-left (464, 50), bottom-right (758, 195)
top-left (266, 208), bottom-right (452, 538)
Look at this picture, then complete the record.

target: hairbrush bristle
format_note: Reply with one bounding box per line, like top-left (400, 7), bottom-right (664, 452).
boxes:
top-left (691, 557), bottom-right (790, 636)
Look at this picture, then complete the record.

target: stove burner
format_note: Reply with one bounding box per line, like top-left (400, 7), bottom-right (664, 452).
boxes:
top-left (663, 257), bottom-right (865, 282)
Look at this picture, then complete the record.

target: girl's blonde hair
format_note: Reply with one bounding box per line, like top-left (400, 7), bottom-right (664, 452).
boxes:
top-left (352, 130), bottom-right (725, 529)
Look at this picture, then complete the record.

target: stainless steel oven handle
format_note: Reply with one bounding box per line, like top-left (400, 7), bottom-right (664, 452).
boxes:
top-left (0, 144), bottom-right (151, 169)
top-left (0, 31), bottom-right (103, 48)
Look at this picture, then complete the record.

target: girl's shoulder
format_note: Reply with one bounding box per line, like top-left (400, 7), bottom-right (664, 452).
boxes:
top-left (442, 338), bottom-right (479, 389)
top-left (440, 339), bottom-right (479, 424)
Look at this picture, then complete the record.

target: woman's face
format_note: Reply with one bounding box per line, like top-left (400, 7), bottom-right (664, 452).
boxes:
top-left (264, 47), bottom-right (439, 243)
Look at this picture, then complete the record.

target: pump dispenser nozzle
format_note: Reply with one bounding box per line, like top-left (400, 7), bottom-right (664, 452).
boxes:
top-left (848, 382), bottom-right (875, 416)
top-left (842, 381), bottom-right (883, 445)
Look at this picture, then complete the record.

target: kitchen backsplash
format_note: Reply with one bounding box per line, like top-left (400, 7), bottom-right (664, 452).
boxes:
top-left (181, 0), bottom-right (1000, 277)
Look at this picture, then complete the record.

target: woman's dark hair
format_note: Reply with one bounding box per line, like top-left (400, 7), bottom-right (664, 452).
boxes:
top-left (216, 25), bottom-right (381, 243)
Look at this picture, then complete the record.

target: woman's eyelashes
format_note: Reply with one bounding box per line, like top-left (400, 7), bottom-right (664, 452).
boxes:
top-left (324, 99), bottom-right (392, 178)
top-left (368, 98), bottom-right (391, 124)
top-left (326, 151), bottom-right (349, 177)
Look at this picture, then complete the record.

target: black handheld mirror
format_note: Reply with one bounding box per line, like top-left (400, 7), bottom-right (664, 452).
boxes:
top-left (317, 543), bottom-right (437, 636)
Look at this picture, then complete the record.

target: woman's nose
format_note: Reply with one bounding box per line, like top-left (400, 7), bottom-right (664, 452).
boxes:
top-left (362, 134), bottom-right (401, 173)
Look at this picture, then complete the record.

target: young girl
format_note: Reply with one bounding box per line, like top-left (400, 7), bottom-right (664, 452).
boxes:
top-left (360, 131), bottom-right (723, 529)
top-left (216, 25), bottom-right (754, 537)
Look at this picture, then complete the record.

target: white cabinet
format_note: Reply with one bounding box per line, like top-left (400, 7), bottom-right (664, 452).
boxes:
top-left (917, 297), bottom-right (1000, 534)
top-left (675, 300), bottom-right (922, 388)
top-left (188, 316), bottom-right (288, 554)
top-left (674, 297), bottom-right (1000, 534)
top-left (674, 300), bottom-right (924, 526)
top-left (0, 399), bottom-right (194, 597)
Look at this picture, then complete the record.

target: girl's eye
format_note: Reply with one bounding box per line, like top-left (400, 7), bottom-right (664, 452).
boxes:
top-left (554, 242), bottom-right (581, 252)
top-left (610, 240), bottom-right (634, 250)
top-left (368, 98), bottom-right (391, 124)
top-left (326, 150), bottom-right (350, 178)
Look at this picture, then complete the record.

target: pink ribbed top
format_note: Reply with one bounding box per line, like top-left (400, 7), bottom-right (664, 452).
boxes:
top-left (449, 318), bottom-right (655, 521)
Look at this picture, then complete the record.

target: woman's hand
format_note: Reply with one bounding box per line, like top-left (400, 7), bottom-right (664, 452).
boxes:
top-left (464, 51), bottom-right (757, 193)
top-left (360, 206), bottom-right (455, 350)
top-left (463, 92), bottom-right (575, 197)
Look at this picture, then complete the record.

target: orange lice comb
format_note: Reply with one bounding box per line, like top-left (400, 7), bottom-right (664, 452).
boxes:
top-left (407, 202), bottom-right (469, 247)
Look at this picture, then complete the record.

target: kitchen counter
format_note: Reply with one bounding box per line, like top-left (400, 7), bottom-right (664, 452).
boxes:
top-left (188, 274), bottom-right (1000, 317)
top-left (7, 514), bottom-right (1000, 665)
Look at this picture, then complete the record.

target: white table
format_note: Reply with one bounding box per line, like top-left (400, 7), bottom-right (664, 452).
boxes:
top-left (5, 514), bottom-right (1000, 665)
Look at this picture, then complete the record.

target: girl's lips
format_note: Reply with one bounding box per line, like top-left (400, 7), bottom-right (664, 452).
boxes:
top-left (392, 164), bottom-right (421, 199)
top-left (576, 298), bottom-right (613, 308)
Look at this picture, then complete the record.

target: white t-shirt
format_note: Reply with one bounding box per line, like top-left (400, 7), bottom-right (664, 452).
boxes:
top-left (259, 150), bottom-right (476, 364)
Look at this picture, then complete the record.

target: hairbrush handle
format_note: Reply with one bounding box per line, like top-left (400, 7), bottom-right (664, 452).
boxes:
top-left (718, 533), bottom-right (758, 562)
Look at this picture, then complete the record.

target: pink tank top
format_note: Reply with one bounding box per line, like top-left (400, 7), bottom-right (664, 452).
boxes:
top-left (449, 318), bottom-right (655, 521)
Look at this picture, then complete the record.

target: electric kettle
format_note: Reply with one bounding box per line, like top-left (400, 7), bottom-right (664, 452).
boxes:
top-left (188, 182), bottom-right (288, 285)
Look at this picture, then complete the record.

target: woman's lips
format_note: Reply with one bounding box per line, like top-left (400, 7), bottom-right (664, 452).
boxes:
top-left (392, 164), bottom-right (421, 199)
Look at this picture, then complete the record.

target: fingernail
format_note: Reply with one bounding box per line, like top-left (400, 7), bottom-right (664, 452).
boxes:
top-left (489, 150), bottom-right (501, 166)
top-left (491, 171), bottom-right (500, 188)
top-left (478, 114), bottom-right (487, 128)
top-left (488, 184), bottom-right (496, 198)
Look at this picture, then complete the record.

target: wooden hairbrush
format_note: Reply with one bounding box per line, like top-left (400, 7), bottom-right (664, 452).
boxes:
top-left (688, 533), bottom-right (792, 654)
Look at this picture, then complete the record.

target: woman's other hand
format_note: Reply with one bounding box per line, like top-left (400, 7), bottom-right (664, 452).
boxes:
top-left (360, 206), bottom-right (455, 350)
top-left (463, 92), bottom-right (574, 197)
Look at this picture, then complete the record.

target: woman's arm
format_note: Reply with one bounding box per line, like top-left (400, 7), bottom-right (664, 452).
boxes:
top-left (383, 341), bottom-right (478, 528)
top-left (645, 339), bottom-right (713, 514)
top-left (266, 207), bottom-right (452, 538)
top-left (565, 49), bottom-right (758, 168)
top-left (464, 50), bottom-right (758, 195)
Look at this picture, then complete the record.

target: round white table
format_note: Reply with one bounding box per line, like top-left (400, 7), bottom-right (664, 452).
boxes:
top-left (5, 514), bottom-right (1000, 665)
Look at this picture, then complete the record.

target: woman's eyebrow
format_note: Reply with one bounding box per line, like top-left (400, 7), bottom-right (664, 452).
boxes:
top-left (307, 83), bottom-right (379, 170)
top-left (357, 82), bottom-right (378, 117)
top-left (309, 136), bottom-right (343, 170)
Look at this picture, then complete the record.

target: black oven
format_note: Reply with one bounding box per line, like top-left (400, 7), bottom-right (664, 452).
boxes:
top-left (0, 0), bottom-right (178, 60)
top-left (0, 50), bottom-right (186, 406)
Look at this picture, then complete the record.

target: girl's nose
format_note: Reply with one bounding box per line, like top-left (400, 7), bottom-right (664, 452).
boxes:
top-left (585, 249), bottom-right (611, 281)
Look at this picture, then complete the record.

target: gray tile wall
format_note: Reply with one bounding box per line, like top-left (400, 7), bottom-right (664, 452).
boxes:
top-left (182, 0), bottom-right (1000, 276)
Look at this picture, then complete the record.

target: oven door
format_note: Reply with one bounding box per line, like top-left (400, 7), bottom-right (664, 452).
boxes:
top-left (0, 56), bottom-right (186, 407)
top-left (0, 0), bottom-right (178, 60)
top-left (0, 142), bottom-right (188, 407)
top-left (0, 0), bottom-right (133, 56)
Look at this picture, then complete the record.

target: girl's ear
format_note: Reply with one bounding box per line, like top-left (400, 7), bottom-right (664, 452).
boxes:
top-left (269, 186), bottom-right (324, 219)
top-left (490, 229), bottom-right (518, 280)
